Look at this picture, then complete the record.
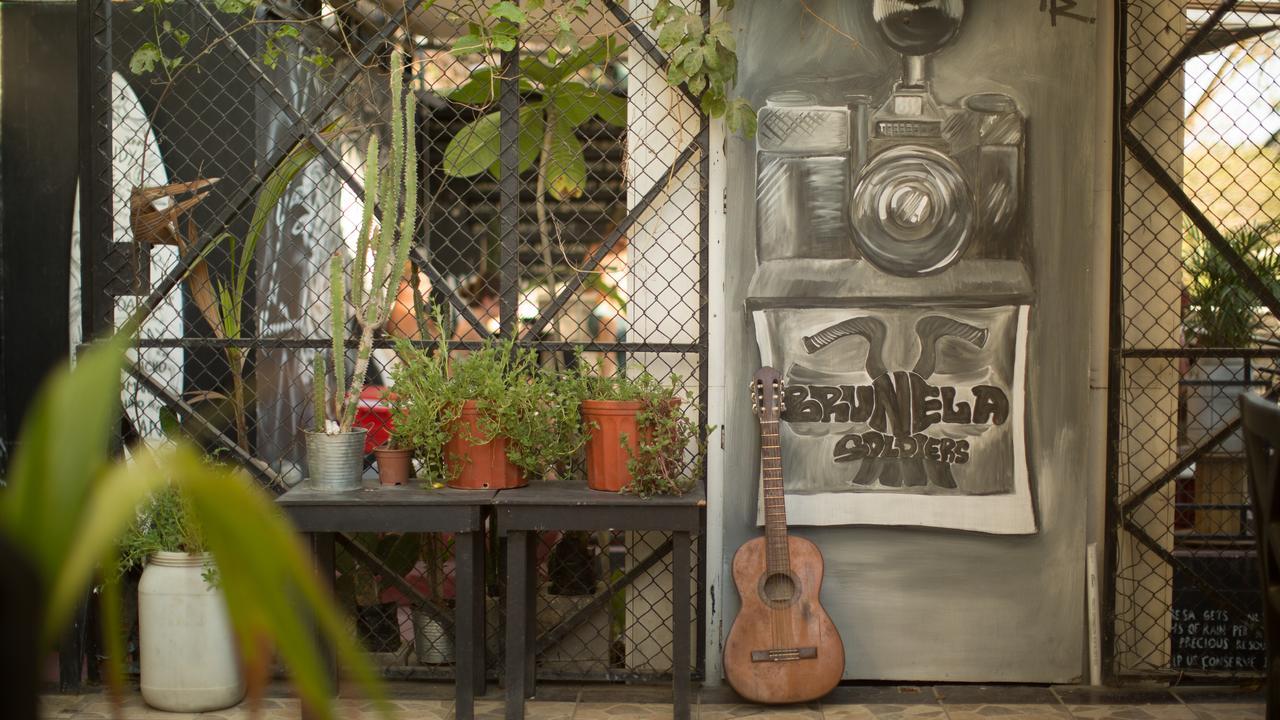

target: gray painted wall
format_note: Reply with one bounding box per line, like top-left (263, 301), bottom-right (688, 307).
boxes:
top-left (718, 0), bottom-right (1098, 681)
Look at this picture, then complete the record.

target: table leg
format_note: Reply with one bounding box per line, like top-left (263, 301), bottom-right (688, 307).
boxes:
top-left (302, 532), bottom-right (337, 720)
top-left (672, 531), bottom-right (691, 720)
top-left (523, 533), bottom-right (536, 697)
top-left (456, 531), bottom-right (477, 720)
top-left (504, 530), bottom-right (530, 720)
top-left (471, 528), bottom-right (488, 694)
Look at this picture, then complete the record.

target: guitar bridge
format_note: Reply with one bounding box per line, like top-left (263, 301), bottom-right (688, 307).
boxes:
top-left (750, 647), bottom-right (818, 663)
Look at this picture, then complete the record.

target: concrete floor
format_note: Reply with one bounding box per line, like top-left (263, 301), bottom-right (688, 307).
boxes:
top-left (39, 683), bottom-right (1267, 719)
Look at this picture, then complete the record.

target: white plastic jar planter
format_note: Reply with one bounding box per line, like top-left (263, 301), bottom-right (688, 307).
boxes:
top-left (138, 552), bottom-right (245, 712)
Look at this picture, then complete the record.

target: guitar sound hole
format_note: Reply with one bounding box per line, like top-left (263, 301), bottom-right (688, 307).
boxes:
top-left (761, 573), bottom-right (797, 607)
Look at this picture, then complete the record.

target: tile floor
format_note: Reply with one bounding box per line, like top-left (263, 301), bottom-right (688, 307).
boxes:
top-left (38, 684), bottom-right (1267, 719)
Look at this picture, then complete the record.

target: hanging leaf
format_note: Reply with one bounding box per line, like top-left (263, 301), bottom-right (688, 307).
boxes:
top-left (489, 1), bottom-right (526, 23)
top-left (443, 111), bottom-right (502, 177)
top-left (487, 106), bottom-right (545, 177)
top-left (546, 122), bottom-right (587, 201)
top-left (520, 57), bottom-right (560, 87)
top-left (596, 93), bottom-right (626, 127)
top-left (551, 83), bottom-right (602, 127)
top-left (129, 43), bottom-right (165, 75)
top-left (452, 33), bottom-right (486, 55)
top-left (449, 68), bottom-right (498, 105)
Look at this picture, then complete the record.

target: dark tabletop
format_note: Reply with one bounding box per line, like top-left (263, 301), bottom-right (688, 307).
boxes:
top-left (493, 480), bottom-right (705, 532)
top-left (278, 480), bottom-right (497, 506)
top-left (493, 480), bottom-right (705, 507)
top-left (276, 480), bottom-right (495, 533)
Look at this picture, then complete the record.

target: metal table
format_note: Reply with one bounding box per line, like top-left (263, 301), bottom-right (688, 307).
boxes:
top-left (277, 481), bottom-right (494, 720)
top-left (494, 481), bottom-right (705, 720)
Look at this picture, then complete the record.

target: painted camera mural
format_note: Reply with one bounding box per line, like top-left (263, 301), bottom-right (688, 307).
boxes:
top-left (748, 0), bottom-right (1036, 533)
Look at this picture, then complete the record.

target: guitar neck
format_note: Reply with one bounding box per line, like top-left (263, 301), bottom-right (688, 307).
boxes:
top-left (760, 410), bottom-right (791, 574)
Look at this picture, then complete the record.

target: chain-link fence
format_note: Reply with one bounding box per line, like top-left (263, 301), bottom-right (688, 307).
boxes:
top-left (1110, 0), bottom-right (1280, 681)
top-left (79, 0), bottom-right (708, 683)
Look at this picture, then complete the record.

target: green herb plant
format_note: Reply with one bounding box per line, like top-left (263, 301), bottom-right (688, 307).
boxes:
top-left (1184, 220), bottom-right (1280, 348)
top-left (117, 483), bottom-right (207, 574)
top-left (392, 333), bottom-right (585, 484)
top-left (389, 327), bottom-right (458, 485)
top-left (449, 339), bottom-right (586, 481)
top-left (567, 361), bottom-right (712, 497)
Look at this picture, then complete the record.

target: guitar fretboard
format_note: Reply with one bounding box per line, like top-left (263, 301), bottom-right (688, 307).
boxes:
top-left (760, 411), bottom-right (791, 576)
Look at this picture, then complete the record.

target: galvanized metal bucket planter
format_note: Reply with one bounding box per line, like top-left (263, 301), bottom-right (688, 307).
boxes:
top-left (412, 606), bottom-right (455, 664)
top-left (304, 428), bottom-right (368, 491)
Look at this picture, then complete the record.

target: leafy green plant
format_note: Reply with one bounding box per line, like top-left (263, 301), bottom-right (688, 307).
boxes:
top-left (117, 483), bottom-right (207, 574)
top-left (650, 0), bottom-right (754, 135)
top-left (450, 339), bottom-right (586, 480)
top-left (316, 50), bottom-right (418, 434)
top-left (205, 123), bottom-right (336, 450)
top-left (567, 362), bottom-right (711, 497)
top-left (389, 330), bottom-right (459, 483)
top-left (129, 0), bottom-right (351, 77)
top-left (450, 0), bottom-right (753, 135)
top-left (567, 363), bottom-right (669, 402)
top-left (391, 334), bottom-right (585, 483)
top-left (0, 325), bottom-right (389, 719)
top-left (623, 380), bottom-right (709, 498)
top-left (444, 34), bottom-right (625, 305)
top-left (1184, 221), bottom-right (1280, 348)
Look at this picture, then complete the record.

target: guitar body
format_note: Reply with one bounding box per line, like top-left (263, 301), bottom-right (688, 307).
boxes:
top-left (724, 536), bottom-right (844, 704)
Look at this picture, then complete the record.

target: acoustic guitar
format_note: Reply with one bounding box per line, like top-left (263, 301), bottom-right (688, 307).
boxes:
top-left (724, 366), bottom-right (844, 704)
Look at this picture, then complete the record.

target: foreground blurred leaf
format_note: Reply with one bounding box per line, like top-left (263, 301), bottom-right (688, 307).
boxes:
top-left (0, 330), bottom-right (391, 720)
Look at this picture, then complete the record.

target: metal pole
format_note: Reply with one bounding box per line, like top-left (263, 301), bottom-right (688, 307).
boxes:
top-left (1101, 0), bottom-right (1126, 683)
top-left (498, 48), bottom-right (520, 338)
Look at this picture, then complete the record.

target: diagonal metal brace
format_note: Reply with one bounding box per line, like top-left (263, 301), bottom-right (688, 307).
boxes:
top-left (124, 360), bottom-right (282, 489)
top-left (1122, 126), bottom-right (1280, 322)
top-left (1120, 383), bottom-right (1280, 517)
top-left (336, 531), bottom-right (454, 632)
top-left (1123, 0), bottom-right (1238, 123)
top-left (1120, 514), bottom-right (1262, 639)
top-left (535, 536), bottom-right (674, 657)
top-left (601, 0), bottom-right (701, 109)
top-left (131, 1), bottom-right (415, 330)
top-left (193, 2), bottom-right (490, 341)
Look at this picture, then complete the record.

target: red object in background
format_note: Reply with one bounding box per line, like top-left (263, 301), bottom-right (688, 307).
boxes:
top-left (354, 385), bottom-right (394, 454)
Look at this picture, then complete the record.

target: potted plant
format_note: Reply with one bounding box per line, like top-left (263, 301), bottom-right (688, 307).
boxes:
top-left (393, 335), bottom-right (584, 489)
top-left (308, 51), bottom-right (417, 491)
top-left (119, 484), bottom-right (245, 712)
top-left (1183, 221), bottom-right (1280, 452)
top-left (374, 390), bottom-right (413, 486)
top-left (571, 367), bottom-right (703, 495)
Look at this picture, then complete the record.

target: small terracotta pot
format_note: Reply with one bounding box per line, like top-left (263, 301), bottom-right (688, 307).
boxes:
top-left (582, 400), bottom-right (643, 492)
top-left (375, 447), bottom-right (413, 486)
top-left (445, 401), bottom-right (524, 490)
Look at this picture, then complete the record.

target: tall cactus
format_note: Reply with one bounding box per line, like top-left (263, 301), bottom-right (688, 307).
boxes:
top-left (315, 50), bottom-right (418, 434)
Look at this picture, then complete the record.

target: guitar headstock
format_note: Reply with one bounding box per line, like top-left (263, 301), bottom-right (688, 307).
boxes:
top-left (750, 366), bottom-right (785, 418)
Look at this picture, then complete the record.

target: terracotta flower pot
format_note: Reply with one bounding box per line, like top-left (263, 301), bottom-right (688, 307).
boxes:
top-left (582, 400), bottom-right (644, 492)
top-left (445, 401), bottom-right (524, 490)
top-left (375, 447), bottom-right (413, 486)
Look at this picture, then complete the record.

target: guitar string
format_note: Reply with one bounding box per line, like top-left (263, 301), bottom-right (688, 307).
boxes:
top-left (761, 401), bottom-right (793, 651)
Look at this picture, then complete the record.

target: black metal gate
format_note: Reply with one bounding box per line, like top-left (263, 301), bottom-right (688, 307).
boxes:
top-left (1108, 0), bottom-right (1280, 681)
top-left (77, 0), bottom-right (709, 686)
